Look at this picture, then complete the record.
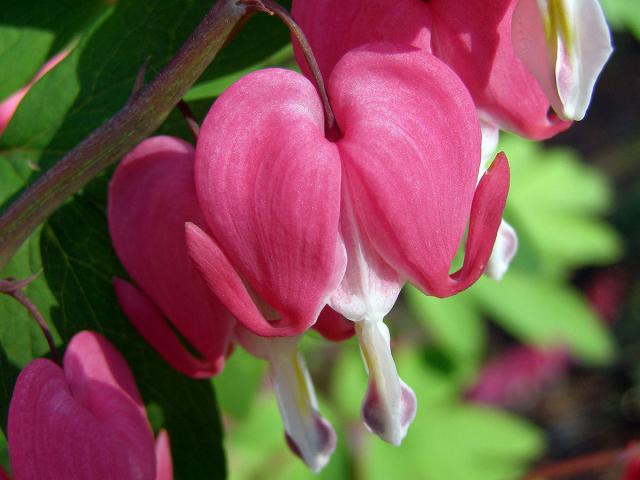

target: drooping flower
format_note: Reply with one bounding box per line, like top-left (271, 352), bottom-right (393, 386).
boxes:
top-left (291, 0), bottom-right (571, 141)
top-left (7, 330), bottom-right (172, 480)
top-left (291, 0), bottom-right (537, 280)
top-left (512, 0), bottom-right (613, 121)
top-left (188, 43), bottom-right (509, 445)
top-left (0, 50), bottom-right (68, 136)
top-left (109, 136), bottom-right (235, 378)
top-left (108, 136), bottom-right (336, 471)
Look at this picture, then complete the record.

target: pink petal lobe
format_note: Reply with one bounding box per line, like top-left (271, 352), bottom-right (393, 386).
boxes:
top-left (195, 69), bottom-right (343, 335)
top-left (113, 278), bottom-right (218, 378)
top-left (154, 430), bottom-right (173, 480)
top-left (313, 306), bottom-right (355, 341)
top-left (0, 466), bottom-right (10, 480)
top-left (108, 136), bottom-right (234, 377)
top-left (186, 223), bottom-right (306, 337)
top-left (291, 0), bottom-right (432, 82)
top-left (428, 0), bottom-right (571, 139)
top-left (8, 332), bottom-right (156, 480)
top-left (329, 43), bottom-right (483, 296)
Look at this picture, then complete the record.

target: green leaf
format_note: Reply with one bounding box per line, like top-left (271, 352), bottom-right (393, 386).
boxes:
top-left (0, 0), bottom-right (107, 99)
top-left (502, 134), bottom-right (622, 277)
top-left (471, 272), bottom-right (615, 364)
top-left (600, 0), bottom-right (640, 40)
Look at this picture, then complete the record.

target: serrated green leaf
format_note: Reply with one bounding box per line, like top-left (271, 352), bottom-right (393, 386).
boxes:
top-left (502, 135), bottom-right (622, 276)
top-left (471, 273), bottom-right (615, 364)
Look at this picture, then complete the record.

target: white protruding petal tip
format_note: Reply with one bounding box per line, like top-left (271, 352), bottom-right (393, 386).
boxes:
top-left (556, 0), bottom-right (613, 121)
top-left (485, 220), bottom-right (519, 281)
top-left (512, 0), bottom-right (613, 122)
top-left (356, 320), bottom-right (416, 445)
top-left (285, 415), bottom-right (337, 473)
top-left (362, 380), bottom-right (417, 445)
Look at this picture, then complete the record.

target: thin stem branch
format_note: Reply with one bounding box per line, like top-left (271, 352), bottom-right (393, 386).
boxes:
top-left (251, 0), bottom-right (342, 141)
top-left (0, 275), bottom-right (60, 364)
top-left (0, 0), bottom-right (256, 271)
top-left (177, 100), bottom-right (201, 141)
top-left (522, 446), bottom-right (629, 479)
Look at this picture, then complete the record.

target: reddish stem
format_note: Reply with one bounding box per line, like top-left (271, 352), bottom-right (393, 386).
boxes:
top-left (247, 0), bottom-right (342, 141)
top-left (0, 275), bottom-right (60, 364)
top-left (522, 446), bottom-right (629, 479)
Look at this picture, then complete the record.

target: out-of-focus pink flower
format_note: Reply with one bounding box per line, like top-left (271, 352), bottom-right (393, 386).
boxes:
top-left (0, 50), bottom-right (68, 136)
top-left (466, 345), bottom-right (570, 408)
top-left (108, 136), bottom-right (336, 471)
top-left (292, 0), bottom-right (571, 140)
top-left (7, 331), bottom-right (172, 480)
top-left (584, 268), bottom-right (628, 325)
top-left (623, 443), bottom-right (640, 480)
top-left (188, 43), bottom-right (509, 445)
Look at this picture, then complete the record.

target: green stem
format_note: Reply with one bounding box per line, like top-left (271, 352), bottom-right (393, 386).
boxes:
top-left (0, 0), bottom-right (256, 271)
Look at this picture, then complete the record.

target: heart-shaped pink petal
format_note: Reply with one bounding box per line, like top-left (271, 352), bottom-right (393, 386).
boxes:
top-left (8, 331), bottom-right (156, 480)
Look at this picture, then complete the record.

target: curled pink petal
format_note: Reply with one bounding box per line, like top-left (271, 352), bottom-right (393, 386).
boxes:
top-left (186, 223), bottom-right (306, 337)
top-left (108, 136), bottom-right (234, 377)
top-left (8, 331), bottom-right (156, 480)
top-left (113, 278), bottom-right (218, 378)
top-left (447, 153), bottom-right (510, 294)
top-left (154, 430), bottom-right (173, 480)
top-left (194, 69), bottom-right (344, 335)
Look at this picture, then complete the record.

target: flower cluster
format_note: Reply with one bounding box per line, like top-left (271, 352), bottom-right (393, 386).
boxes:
top-left (1, 0), bottom-right (612, 475)
top-left (106, 0), bottom-right (610, 471)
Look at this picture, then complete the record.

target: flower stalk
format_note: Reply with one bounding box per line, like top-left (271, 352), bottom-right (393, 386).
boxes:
top-left (0, 0), bottom-right (257, 272)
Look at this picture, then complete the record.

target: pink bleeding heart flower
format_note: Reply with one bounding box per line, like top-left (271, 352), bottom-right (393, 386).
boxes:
top-left (108, 136), bottom-right (337, 471)
top-left (291, 0), bottom-right (571, 141)
top-left (7, 330), bottom-right (172, 480)
top-left (291, 0), bottom-right (531, 281)
top-left (188, 43), bottom-right (509, 445)
top-left (0, 50), bottom-right (68, 136)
